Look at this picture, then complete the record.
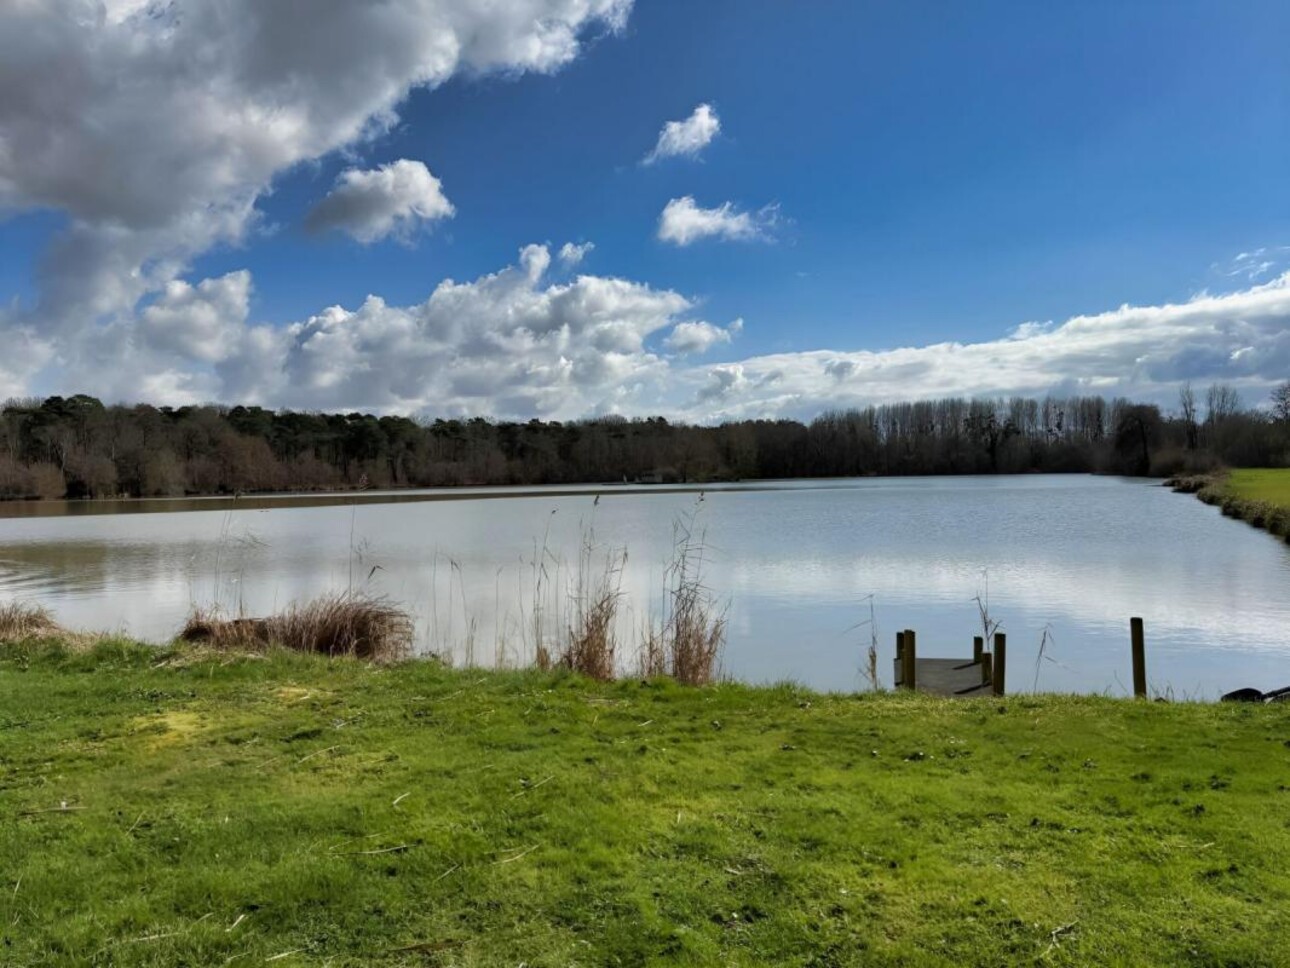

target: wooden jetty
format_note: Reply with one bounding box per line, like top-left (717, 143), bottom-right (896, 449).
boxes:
top-left (894, 656), bottom-right (994, 696)
top-left (894, 629), bottom-right (1004, 697)
top-left (895, 619), bottom-right (1151, 699)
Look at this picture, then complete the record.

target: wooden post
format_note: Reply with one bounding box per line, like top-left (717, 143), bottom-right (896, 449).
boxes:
top-left (981, 651), bottom-right (993, 687)
top-left (1130, 617), bottom-right (1146, 698)
top-left (992, 632), bottom-right (1006, 696)
top-left (973, 635), bottom-right (984, 664)
top-left (895, 631), bottom-right (905, 686)
top-left (903, 628), bottom-right (917, 692)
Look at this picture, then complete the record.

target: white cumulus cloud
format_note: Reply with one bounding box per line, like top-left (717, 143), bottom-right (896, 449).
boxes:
top-left (270, 243), bottom-right (692, 415)
top-left (136, 271), bottom-right (254, 364)
top-left (0, 0), bottom-right (632, 330)
top-left (643, 103), bottom-right (721, 164)
top-left (305, 160), bottom-right (454, 243)
top-left (657, 196), bottom-right (775, 246)
top-left (559, 241), bottom-right (595, 267)
top-left (696, 365), bottom-right (749, 403)
top-left (22, 244), bottom-right (699, 417)
top-left (665, 318), bottom-right (742, 355)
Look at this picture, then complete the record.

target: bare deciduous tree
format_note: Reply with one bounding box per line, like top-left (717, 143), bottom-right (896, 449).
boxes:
top-left (1178, 382), bottom-right (1198, 450)
top-left (1205, 383), bottom-right (1241, 425)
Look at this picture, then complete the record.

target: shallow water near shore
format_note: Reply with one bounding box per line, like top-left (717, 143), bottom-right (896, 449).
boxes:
top-left (2, 474), bottom-right (1288, 697)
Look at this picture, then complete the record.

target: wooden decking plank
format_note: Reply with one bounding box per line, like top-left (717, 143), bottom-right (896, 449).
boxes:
top-left (893, 656), bottom-right (992, 697)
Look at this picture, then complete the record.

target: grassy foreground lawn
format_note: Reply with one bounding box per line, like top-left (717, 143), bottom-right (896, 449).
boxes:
top-left (1222, 468), bottom-right (1290, 509)
top-left (3, 643), bottom-right (1290, 966)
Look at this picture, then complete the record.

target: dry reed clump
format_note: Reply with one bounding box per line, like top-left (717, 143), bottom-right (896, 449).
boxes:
top-left (666, 576), bottom-right (726, 686)
top-left (180, 593), bottom-right (413, 662)
top-left (562, 591), bottom-right (619, 680)
top-left (560, 543), bottom-right (626, 681)
top-left (639, 620), bottom-right (666, 680)
top-left (639, 498), bottom-right (726, 686)
top-left (534, 643), bottom-right (553, 672)
top-left (1166, 474), bottom-right (1213, 495)
top-left (0, 601), bottom-right (104, 650)
top-left (0, 601), bottom-right (63, 640)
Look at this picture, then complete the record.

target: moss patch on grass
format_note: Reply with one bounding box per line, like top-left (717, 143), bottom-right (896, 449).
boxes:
top-left (2, 640), bottom-right (1290, 966)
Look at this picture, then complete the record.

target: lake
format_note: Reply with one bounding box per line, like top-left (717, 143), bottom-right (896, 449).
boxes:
top-left (1, 474), bottom-right (1287, 697)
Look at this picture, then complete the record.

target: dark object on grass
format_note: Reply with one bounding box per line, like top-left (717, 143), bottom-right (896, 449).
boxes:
top-left (1221, 686), bottom-right (1290, 704)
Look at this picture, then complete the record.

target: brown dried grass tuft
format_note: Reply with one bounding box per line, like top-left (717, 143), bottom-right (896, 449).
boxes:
top-left (562, 550), bottom-right (625, 681)
top-left (666, 573), bottom-right (726, 687)
top-left (0, 601), bottom-right (105, 650)
top-left (638, 620), bottom-right (667, 680)
top-left (0, 601), bottom-right (63, 640)
top-left (549, 513), bottom-right (625, 681)
top-left (180, 593), bottom-right (413, 662)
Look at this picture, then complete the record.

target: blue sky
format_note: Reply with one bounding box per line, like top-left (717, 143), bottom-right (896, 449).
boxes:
top-left (206, 0), bottom-right (1289, 346)
top-left (0, 0), bottom-right (1287, 418)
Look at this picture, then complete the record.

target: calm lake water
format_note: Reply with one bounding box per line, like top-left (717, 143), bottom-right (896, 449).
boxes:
top-left (1, 475), bottom-right (1288, 697)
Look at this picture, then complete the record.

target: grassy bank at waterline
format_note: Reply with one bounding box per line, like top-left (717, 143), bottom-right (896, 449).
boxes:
top-left (1222, 467), bottom-right (1290, 509)
top-left (1171, 467), bottom-right (1290, 542)
top-left (2, 640), bottom-right (1289, 966)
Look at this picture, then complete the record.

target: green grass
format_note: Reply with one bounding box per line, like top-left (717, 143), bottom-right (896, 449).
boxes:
top-left (3, 641), bottom-right (1290, 966)
top-left (1185, 468), bottom-right (1290, 541)
top-left (1223, 468), bottom-right (1290, 509)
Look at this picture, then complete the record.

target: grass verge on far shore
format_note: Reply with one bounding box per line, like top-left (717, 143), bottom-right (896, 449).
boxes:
top-left (1222, 468), bottom-right (1290, 509)
top-left (2, 639), bottom-right (1289, 966)
top-left (1171, 467), bottom-right (1290, 542)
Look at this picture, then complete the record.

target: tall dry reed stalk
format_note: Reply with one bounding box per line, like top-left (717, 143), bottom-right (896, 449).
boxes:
top-left (1032, 623), bottom-right (1058, 692)
top-left (639, 495), bottom-right (726, 685)
top-left (426, 552), bottom-right (479, 666)
top-left (522, 509), bottom-right (565, 670)
top-left (852, 595), bottom-right (880, 691)
top-left (974, 571), bottom-right (1000, 651)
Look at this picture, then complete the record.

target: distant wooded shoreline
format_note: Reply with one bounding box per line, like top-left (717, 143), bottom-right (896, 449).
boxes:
top-left (2, 383), bottom-right (1286, 501)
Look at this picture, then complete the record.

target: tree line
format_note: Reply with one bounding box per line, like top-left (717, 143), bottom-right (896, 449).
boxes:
top-left (1, 383), bottom-right (1286, 500)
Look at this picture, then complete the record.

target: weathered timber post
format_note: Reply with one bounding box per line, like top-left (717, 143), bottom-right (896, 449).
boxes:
top-left (1130, 617), bottom-right (1146, 698)
top-left (973, 635), bottom-right (984, 664)
top-left (903, 628), bottom-right (917, 692)
top-left (981, 651), bottom-right (993, 687)
top-left (992, 632), bottom-right (1006, 696)
top-left (895, 631), bottom-right (905, 686)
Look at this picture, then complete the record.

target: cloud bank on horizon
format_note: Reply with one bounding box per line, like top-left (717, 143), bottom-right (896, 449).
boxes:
top-left (3, 241), bottom-right (1287, 422)
top-left (0, 1), bottom-right (1285, 422)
